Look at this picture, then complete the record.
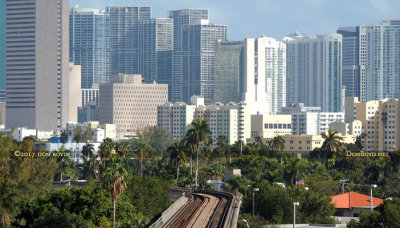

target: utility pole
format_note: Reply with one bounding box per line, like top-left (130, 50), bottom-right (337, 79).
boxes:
top-left (339, 179), bottom-right (349, 193)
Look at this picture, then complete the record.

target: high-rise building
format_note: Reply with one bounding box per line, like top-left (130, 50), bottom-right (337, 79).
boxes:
top-left (365, 20), bottom-right (400, 101)
top-left (0, 0), bottom-right (5, 95)
top-left (107, 6), bottom-right (151, 75)
top-left (169, 10), bottom-right (208, 102)
top-left (337, 26), bottom-right (367, 102)
top-left (70, 5), bottom-right (109, 89)
top-left (99, 74), bottom-right (168, 135)
top-left (242, 38), bottom-right (268, 115)
top-left (214, 40), bottom-right (243, 104)
top-left (6, 0), bottom-right (70, 130)
top-left (139, 18), bottom-right (173, 99)
top-left (181, 22), bottom-right (227, 103)
top-left (64, 63), bottom-right (82, 125)
top-left (169, 9), bottom-right (228, 103)
top-left (283, 33), bottom-right (343, 112)
top-left (263, 36), bottom-right (286, 114)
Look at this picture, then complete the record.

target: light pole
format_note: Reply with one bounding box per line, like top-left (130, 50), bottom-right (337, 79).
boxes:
top-left (242, 219), bottom-right (250, 228)
top-left (293, 202), bottom-right (299, 228)
top-left (252, 188), bottom-right (259, 216)
top-left (370, 184), bottom-right (377, 210)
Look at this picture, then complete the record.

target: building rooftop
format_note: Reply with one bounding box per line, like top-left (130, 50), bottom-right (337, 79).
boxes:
top-left (331, 192), bottom-right (383, 209)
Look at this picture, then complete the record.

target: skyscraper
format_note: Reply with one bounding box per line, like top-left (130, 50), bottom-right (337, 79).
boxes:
top-left (0, 0), bottom-right (6, 97)
top-left (365, 20), bottom-right (400, 101)
top-left (70, 5), bottom-right (109, 89)
top-left (284, 33), bottom-right (343, 112)
top-left (180, 22), bottom-right (228, 103)
top-left (139, 18), bottom-right (173, 99)
top-left (6, 0), bottom-right (70, 130)
top-left (242, 38), bottom-right (269, 115)
top-left (263, 36), bottom-right (286, 114)
top-left (337, 26), bottom-right (367, 102)
top-left (168, 9), bottom-right (209, 102)
top-left (242, 36), bottom-right (286, 115)
top-left (106, 6), bottom-right (151, 75)
top-left (214, 40), bottom-right (243, 104)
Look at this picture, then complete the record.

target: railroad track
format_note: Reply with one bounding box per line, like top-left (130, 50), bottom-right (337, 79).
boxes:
top-left (164, 190), bottom-right (234, 228)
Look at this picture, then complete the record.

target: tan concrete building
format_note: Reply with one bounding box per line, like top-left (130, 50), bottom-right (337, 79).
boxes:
top-left (99, 74), bottom-right (168, 135)
top-left (352, 98), bottom-right (398, 152)
top-left (63, 63), bottom-right (82, 126)
top-left (248, 134), bottom-right (356, 154)
top-left (251, 114), bottom-right (292, 138)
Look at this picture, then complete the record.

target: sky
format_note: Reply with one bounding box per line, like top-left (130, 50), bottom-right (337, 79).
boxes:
top-left (69, 0), bottom-right (400, 40)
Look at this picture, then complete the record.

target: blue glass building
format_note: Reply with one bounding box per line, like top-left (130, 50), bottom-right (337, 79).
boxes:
top-left (70, 6), bottom-right (110, 89)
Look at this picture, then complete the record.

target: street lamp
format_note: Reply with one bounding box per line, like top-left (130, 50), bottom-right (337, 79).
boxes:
top-left (370, 184), bottom-right (377, 210)
top-left (293, 202), bottom-right (299, 228)
top-left (242, 219), bottom-right (250, 228)
top-left (252, 188), bottom-right (259, 216)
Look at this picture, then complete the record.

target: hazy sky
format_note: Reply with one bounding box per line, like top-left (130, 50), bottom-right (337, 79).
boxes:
top-left (69, 0), bottom-right (400, 40)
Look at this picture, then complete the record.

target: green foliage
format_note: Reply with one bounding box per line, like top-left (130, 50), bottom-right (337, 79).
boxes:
top-left (72, 126), bottom-right (83, 143)
top-left (124, 176), bottom-right (171, 221)
top-left (99, 138), bottom-right (115, 161)
top-left (136, 126), bottom-right (172, 152)
top-left (0, 147), bottom-right (58, 222)
top-left (238, 213), bottom-right (268, 228)
top-left (60, 131), bottom-right (69, 144)
top-left (16, 185), bottom-right (139, 227)
top-left (348, 198), bottom-right (400, 227)
top-left (241, 182), bottom-right (335, 224)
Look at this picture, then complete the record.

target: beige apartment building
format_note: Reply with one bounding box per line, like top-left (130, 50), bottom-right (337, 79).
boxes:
top-left (248, 134), bottom-right (356, 154)
top-left (99, 74), bottom-right (168, 135)
top-left (251, 114), bottom-right (292, 138)
top-left (345, 97), bottom-right (399, 152)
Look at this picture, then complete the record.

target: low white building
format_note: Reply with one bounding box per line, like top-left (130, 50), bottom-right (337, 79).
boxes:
top-left (157, 96), bottom-right (251, 146)
top-left (197, 101), bottom-right (250, 146)
top-left (42, 142), bottom-right (101, 163)
top-left (0, 127), bottom-right (54, 141)
top-left (64, 121), bottom-right (116, 142)
top-left (157, 102), bottom-right (196, 141)
top-left (291, 112), bottom-right (345, 135)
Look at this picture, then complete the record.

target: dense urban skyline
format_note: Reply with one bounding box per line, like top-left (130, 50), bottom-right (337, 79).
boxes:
top-left (70, 0), bottom-right (400, 40)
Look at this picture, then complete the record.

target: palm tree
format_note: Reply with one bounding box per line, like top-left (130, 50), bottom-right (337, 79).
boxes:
top-left (101, 155), bottom-right (128, 228)
top-left (57, 146), bottom-right (71, 181)
top-left (89, 154), bottom-right (100, 179)
top-left (116, 141), bottom-right (129, 158)
top-left (390, 148), bottom-right (400, 174)
top-left (82, 143), bottom-right (94, 159)
top-left (130, 141), bottom-right (151, 177)
top-left (320, 128), bottom-right (343, 161)
top-left (99, 138), bottom-right (115, 162)
top-left (186, 117), bottom-right (211, 188)
top-left (167, 137), bottom-right (187, 179)
top-left (216, 135), bottom-right (230, 163)
top-left (269, 136), bottom-right (285, 153)
top-left (232, 140), bottom-right (243, 157)
top-left (254, 136), bottom-right (263, 150)
top-left (60, 131), bottom-right (69, 144)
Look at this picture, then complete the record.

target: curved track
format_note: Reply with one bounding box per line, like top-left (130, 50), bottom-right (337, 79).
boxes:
top-left (164, 190), bottom-right (234, 228)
